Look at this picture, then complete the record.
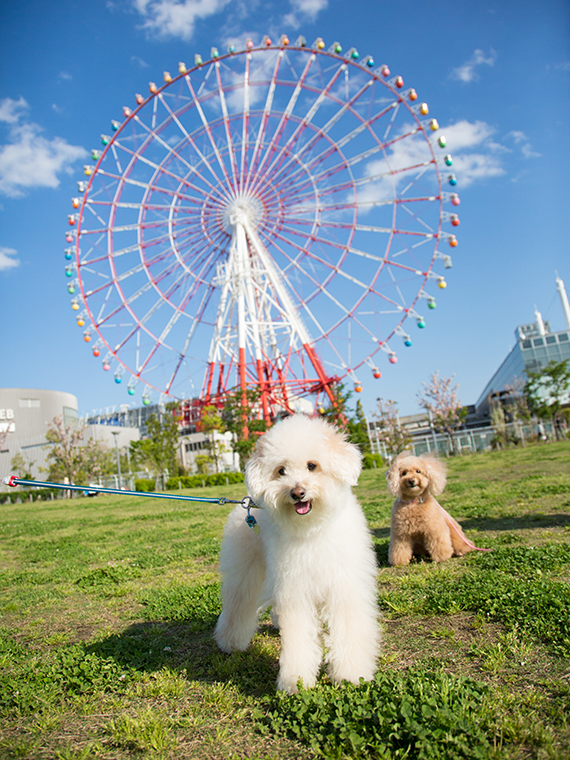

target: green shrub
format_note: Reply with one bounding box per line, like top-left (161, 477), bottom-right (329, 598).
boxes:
top-left (165, 471), bottom-right (244, 490)
top-left (362, 453), bottom-right (383, 470)
top-left (134, 478), bottom-right (156, 492)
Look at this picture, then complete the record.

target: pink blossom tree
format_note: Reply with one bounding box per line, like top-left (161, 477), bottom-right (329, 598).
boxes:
top-left (417, 372), bottom-right (467, 452)
top-left (372, 397), bottom-right (411, 458)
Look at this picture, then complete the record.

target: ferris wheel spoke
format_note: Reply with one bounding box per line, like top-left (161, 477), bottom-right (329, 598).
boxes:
top-left (401, 202), bottom-right (437, 234)
top-left (269, 225), bottom-right (390, 307)
top-left (258, 82), bottom-right (392, 192)
top-left (109, 142), bottom-right (124, 176)
top-left (131, 113), bottom-right (229, 199)
top-left (215, 62), bottom-right (241, 190)
top-left (245, 50), bottom-right (315, 194)
top-left (239, 53), bottom-right (251, 188)
top-left (91, 281), bottom-right (114, 326)
top-left (80, 199), bottom-right (115, 230)
top-left (276, 132), bottom-right (423, 204)
top-left (398, 163), bottom-right (433, 197)
top-left (249, 59), bottom-right (347, 197)
top-left (96, 155), bottom-right (217, 205)
top-left (183, 77), bottom-right (236, 195)
top-left (288, 195), bottom-right (435, 215)
top-left (381, 100), bottom-right (401, 142)
top-left (259, 227), bottom-right (352, 316)
top-left (153, 92), bottom-right (229, 197)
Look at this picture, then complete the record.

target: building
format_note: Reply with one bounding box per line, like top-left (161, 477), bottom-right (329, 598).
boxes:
top-left (178, 430), bottom-right (240, 473)
top-left (86, 403), bottom-right (169, 438)
top-left (0, 388), bottom-right (139, 486)
top-left (0, 388), bottom-right (79, 483)
top-left (85, 400), bottom-right (240, 474)
top-left (474, 316), bottom-right (570, 417)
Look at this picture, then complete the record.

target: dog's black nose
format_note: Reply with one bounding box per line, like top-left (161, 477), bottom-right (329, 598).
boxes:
top-left (291, 485), bottom-right (306, 501)
top-left (407, 478), bottom-right (417, 488)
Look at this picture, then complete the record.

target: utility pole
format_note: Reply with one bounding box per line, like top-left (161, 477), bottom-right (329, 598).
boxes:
top-left (111, 430), bottom-right (122, 489)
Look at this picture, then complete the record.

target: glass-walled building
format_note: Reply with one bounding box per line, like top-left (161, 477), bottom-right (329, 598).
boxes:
top-left (475, 321), bottom-right (570, 416)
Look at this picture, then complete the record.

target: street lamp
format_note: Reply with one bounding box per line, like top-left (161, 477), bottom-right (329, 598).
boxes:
top-left (111, 430), bottom-right (122, 489)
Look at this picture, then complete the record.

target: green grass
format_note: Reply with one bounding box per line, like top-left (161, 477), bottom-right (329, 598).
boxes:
top-left (1, 442), bottom-right (569, 758)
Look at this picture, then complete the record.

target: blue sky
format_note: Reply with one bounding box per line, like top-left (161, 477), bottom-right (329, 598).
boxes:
top-left (1, 0), bottom-right (569, 419)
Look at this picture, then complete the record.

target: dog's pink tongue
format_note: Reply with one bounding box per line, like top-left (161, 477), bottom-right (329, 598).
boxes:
top-left (295, 501), bottom-right (312, 515)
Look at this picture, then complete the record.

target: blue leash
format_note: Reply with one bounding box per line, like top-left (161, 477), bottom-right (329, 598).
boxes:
top-left (2, 476), bottom-right (259, 529)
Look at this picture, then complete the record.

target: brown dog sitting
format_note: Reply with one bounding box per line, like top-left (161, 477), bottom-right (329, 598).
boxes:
top-left (386, 452), bottom-right (478, 566)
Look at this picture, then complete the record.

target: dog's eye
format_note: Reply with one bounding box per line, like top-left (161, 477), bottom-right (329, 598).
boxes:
top-left (416, 469), bottom-right (421, 474)
top-left (307, 462), bottom-right (317, 471)
top-left (278, 467), bottom-right (286, 477)
top-left (401, 469), bottom-right (407, 476)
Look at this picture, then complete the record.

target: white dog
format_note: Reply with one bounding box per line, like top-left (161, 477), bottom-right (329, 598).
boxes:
top-left (214, 414), bottom-right (380, 694)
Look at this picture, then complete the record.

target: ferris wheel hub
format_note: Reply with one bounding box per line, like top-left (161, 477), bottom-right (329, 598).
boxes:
top-left (223, 196), bottom-right (262, 233)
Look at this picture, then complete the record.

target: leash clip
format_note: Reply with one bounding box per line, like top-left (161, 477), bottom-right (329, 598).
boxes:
top-left (241, 496), bottom-right (259, 533)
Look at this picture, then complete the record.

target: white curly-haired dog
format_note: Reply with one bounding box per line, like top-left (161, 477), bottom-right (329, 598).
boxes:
top-left (214, 414), bottom-right (380, 694)
top-left (386, 452), bottom-right (477, 566)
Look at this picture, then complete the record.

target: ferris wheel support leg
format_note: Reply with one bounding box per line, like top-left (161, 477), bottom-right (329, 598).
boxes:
top-left (256, 359), bottom-right (272, 425)
top-left (239, 347), bottom-right (249, 439)
top-left (203, 361), bottom-right (216, 405)
top-left (303, 343), bottom-right (338, 408)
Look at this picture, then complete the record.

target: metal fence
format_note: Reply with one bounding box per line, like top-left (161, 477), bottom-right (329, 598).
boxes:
top-left (369, 419), bottom-right (561, 460)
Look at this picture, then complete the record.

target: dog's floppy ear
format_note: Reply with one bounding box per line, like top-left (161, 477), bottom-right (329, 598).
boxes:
top-left (244, 434), bottom-right (269, 501)
top-left (420, 454), bottom-right (447, 496)
top-left (386, 452), bottom-right (408, 497)
top-left (324, 427), bottom-right (362, 486)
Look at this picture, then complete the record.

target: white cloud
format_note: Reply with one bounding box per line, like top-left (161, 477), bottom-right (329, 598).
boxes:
top-left (357, 118), bottom-right (509, 207)
top-left (132, 0), bottom-right (232, 40)
top-left (451, 49), bottom-right (497, 83)
top-left (0, 97), bottom-right (87, 198)
top-left (283, 0), bottom-right (328, 27)
top-left (449, 152), bottom-right (505, 185)
top-left (0, 96), bottom-right (28, 124)
top-left (0, 246), bottom-right (19, 271)
top-left (58, 71), bottom-right (73, 82)
top-left (130, 55), bottom-right (150, 68)
top-left (506, 129), bottom-right (540, 158)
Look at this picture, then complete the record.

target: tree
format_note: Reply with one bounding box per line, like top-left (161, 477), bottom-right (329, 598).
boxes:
top-left (10, 452), bottom-right (34, 481)
top-left (417, 372), bottom-right (467, 452)
top-left (195, 454), bottom-right (214, 475)
top-left (82, 440), bottom-right (114, 484)
top-left (524, 360), bottom-right (570, 440)
top-left (372, 398), bottom-right (411, 458)
top-left (347, 399), bottom-right (372, 454)
top-left (44, 415), bottom-right (88, 487)
top-left (130, 407), bottom-right (179, 488)
top-left (221, 389), bottom-right (268, 469)
top-left (200, 404), bottom-right (225, 473)
top-left (318, 382), bottom-right (352, 432)
top-left (43, 416), bottom-right (114, 489)
top-left (489, 399), bottom-right (509, 449)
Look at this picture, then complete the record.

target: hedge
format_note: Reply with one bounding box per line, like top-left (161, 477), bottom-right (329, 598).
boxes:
top-left (165, 471), bottom-right (245, 490)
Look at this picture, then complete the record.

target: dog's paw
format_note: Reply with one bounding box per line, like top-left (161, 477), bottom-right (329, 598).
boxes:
top-left (214, 618), bottom-right (253, 653)
top-left (277, 672), bottom-right (315, 694)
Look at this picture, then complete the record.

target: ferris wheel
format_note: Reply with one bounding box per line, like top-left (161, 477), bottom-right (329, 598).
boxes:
top-left (65, 34), bottom-right (460, 420)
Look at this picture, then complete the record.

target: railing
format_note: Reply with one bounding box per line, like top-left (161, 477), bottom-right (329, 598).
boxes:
top-left (369, 420), bottom-right (561, 459)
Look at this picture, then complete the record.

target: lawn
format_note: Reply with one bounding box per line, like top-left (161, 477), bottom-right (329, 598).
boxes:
top-left (1, 441), bottom-right (569, 759)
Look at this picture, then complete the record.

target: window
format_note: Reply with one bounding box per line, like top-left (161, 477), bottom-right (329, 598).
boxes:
top-left (19, 398), bottom-right (40, 408)
top-left (546, 335), bottom-right (556, 344)
top-left (533, 338), bottom-right (544, 347)
top-left (559, 333), bottom-right (569, 342)
top-left (63, 407), bottom-right (79, 427)
top-left (522, 340), bottom-right (532, 349)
